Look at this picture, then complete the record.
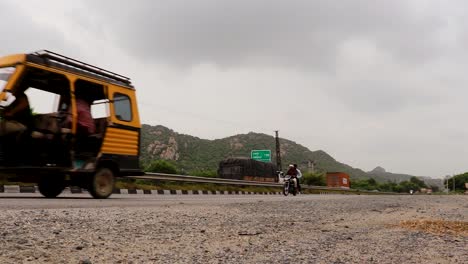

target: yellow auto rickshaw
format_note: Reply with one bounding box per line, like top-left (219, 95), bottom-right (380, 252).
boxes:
top-left (0, 50), bottom-right (143, 198)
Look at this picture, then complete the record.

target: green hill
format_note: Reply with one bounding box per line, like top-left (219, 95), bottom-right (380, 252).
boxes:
top-left (140, 124), bottom-right (433, 183)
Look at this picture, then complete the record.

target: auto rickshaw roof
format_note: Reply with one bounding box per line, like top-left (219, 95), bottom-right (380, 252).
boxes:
top-left (0, 50), bottom-right (134, 89)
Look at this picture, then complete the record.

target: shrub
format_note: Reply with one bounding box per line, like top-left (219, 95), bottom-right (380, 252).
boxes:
top-left (189, 169), bottom-right (218, 178)
top-left (302, 172), bottom-right (326, 186)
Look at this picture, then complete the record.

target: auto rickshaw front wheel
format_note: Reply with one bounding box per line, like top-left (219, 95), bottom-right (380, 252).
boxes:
top-left (38, 175), bottom-right (66, 198)
top-left (89, 167), bottom-right (115, 199)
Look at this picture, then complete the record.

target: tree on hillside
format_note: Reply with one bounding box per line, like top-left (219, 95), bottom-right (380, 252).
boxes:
top-left (367, 178), bottom-right (377, 186)
top-left (378, 181), bottom-right (398, 192)
top-left (446, 173), bottom-right (468, 192)
top-left (302, 172), bottom-right (326, 186)
top-left (363, 178), bottom-right (379, 190)
top-left (410, 176), bottom-right (427, 188)
top-left (398, 181), bottom-right (420, 193)
top-left (145, 160), bottom-right (178, 174)
top-left (350, 179), bottom-right (373, 191)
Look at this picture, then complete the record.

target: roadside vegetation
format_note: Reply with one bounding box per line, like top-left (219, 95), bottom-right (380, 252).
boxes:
top-left (445, 173), bottom-right (468, 193)
top-left (350, 176), bottom-right (440, 193)
top-left (143, 160), bottom-right (218, 177)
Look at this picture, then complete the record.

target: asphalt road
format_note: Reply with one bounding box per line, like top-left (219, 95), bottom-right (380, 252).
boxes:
top-left (0, 193), bottom-right (311, 209)
top-left (0, 194), bottom-right (466, 263)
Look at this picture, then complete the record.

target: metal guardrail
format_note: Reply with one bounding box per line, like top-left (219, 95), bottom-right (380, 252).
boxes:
top-left (129, 173), bottom-right (281, 187)
top-left (129, 173), bottom-right (398, 195)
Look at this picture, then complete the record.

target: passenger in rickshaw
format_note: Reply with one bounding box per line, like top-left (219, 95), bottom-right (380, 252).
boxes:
top-left (74, 89), bottom-right (97, 158)
top-left (76, 95), bottom-right (95, 136)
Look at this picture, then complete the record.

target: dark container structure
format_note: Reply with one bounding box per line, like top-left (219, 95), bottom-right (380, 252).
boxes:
top-left (218, 158), bottom-right (277, 182)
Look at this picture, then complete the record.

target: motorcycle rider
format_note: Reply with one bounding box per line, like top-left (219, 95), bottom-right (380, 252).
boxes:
top-left (286, 164), bottom-right (298, 190)
top-left (294, 164), bottom-right (302, 194)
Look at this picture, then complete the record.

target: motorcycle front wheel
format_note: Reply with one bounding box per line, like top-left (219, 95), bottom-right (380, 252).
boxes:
top-left (292, 179), bottom-right (298, 196)
top-left (283, 181), bottom-right (290, 196)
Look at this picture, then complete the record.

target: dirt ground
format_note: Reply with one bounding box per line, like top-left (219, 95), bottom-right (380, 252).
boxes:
top-left (0, 194), bottom-right (466, 263)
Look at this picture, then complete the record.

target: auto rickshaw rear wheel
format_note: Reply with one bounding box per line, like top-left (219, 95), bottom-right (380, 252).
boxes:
top-left (89, 167), bottom-right (115, 199)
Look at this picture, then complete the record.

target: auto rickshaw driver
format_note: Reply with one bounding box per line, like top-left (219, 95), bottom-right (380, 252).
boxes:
top-left (0, 89), bottom-right (32, 136)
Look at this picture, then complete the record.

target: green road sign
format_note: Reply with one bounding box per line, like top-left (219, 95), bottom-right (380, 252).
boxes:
top-left (251, 150), bottom-right (271, 162)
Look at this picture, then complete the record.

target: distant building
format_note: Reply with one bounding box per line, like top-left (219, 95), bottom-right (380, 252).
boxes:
top-left (307, 160), bottom-right (316, 173)
top-left (326, 172), bottom-right (350, 188)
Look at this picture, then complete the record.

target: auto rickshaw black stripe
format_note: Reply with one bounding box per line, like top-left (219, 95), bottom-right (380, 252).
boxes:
top-left (99, 154), bottom-right (142, 173)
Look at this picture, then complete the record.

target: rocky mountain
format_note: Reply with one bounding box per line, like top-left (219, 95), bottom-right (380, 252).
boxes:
top-left (140, 124), bottom-right (434, 183)
top-left (370, 166), bottom-right (386, 174)
top-left (368, 166), bottom-right (415, 183)
top-left (367, 166), bottom-right (442, 188)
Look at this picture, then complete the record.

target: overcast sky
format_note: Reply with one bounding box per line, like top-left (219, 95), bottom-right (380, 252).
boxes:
top-left (1, 0), bottom-right (467, 178)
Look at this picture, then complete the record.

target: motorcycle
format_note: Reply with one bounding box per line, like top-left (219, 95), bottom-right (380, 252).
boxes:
top-left (281, 173), bottom-right (298, 196)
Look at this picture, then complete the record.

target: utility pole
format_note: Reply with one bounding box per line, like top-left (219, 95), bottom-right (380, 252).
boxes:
top-left (446, 175), bottom-right (455, 192)
top-left (444, 176), bottom-right (447, 192)
top-left (447, 176), bottom-right (450, 193)
top-left (308, 160), bottom-right (316, 173)
top-left (275, 130), bottom-right (282, 172)
top-left (453, 175), bottom-right (456, 192)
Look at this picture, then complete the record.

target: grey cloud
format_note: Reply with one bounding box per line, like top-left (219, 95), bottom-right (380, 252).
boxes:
top-left (331, 80), bottom-right (441, 114)
top-left (0, 2), bottom-right (72, 56)
top-left (80, 0), bottom-right (448, 69)
top-left (76, 0), bottom-right (463, 117)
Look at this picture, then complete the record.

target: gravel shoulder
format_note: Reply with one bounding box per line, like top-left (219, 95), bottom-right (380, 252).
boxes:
top-left (0, 195), bottom-right (466, 263)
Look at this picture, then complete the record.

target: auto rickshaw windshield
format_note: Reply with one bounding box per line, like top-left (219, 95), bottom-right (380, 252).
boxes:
top-left (0, 67), bottom-right (16, 92)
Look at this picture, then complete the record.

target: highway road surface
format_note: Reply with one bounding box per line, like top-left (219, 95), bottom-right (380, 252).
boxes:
top-left (0, 194), bottom-right (466, 263)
